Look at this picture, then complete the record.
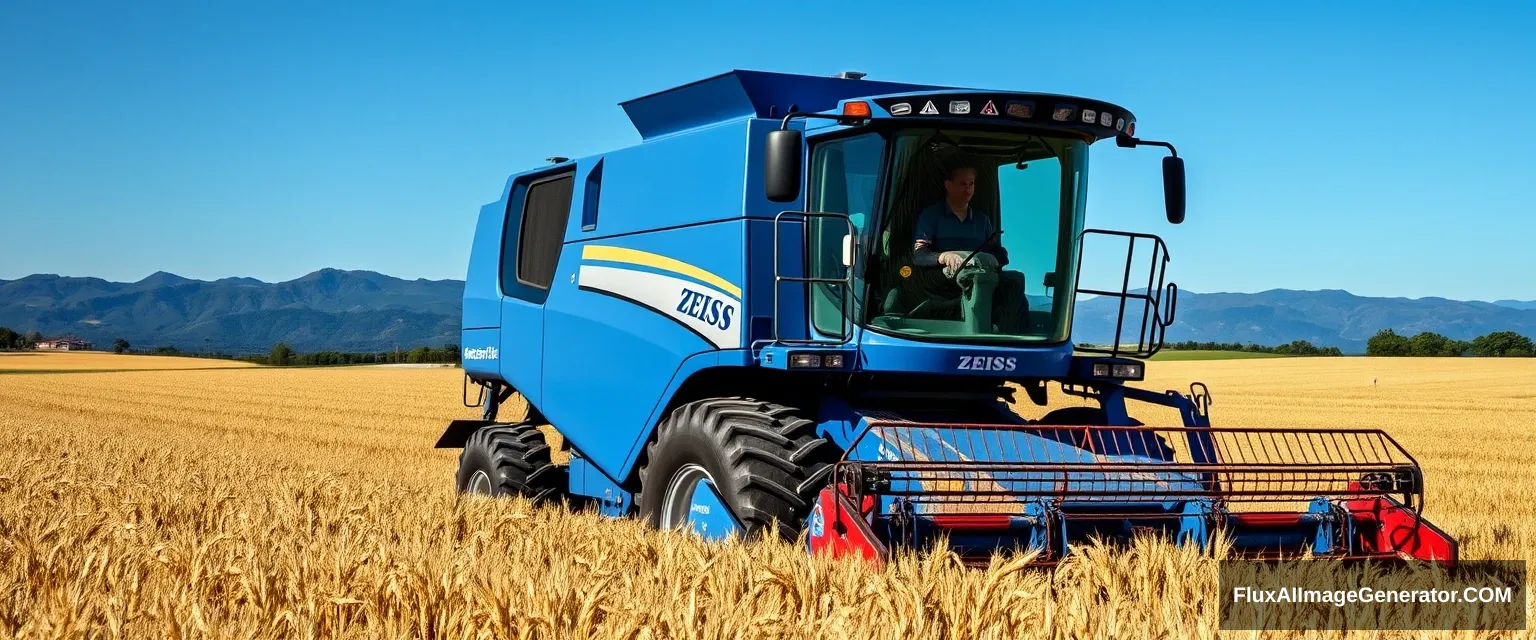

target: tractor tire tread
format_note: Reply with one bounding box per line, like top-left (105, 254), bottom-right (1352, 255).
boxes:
top-left (639, 397), bottom-right (840, 541)
top-left (456, 422), bottom-right (565, 504)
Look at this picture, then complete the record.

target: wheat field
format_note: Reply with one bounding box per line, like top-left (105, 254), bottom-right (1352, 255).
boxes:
top-left (0, 351), bottom-right (258, 372)
top-left (0, 352), bottom-right (1531, 638)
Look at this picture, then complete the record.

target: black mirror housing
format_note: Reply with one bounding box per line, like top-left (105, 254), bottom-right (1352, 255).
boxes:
top-left (1162, 156), bottom-right (1186, 224)
top-left (764, 129), bottom-right (803, 202)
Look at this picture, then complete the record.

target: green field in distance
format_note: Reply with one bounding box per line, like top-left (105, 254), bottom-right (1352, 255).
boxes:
top-left (1148, 350), bottom-right (1293, 361)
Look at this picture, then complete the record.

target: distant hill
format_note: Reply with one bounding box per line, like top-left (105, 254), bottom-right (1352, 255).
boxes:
top-left (0, 269), bottom-right (461, 353)
top-left (1075, 289), bottom-right (1536, 353)
top-left (3, 270), bottom-right (1533, 355)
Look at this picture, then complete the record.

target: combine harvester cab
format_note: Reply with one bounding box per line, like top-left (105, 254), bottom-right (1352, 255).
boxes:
top-left (438, 69), bottom-right (1457, 568)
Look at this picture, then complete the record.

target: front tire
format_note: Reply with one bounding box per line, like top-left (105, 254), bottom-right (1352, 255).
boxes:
top-left (456, 422), bottom-right (566, 503)
top-left (1038, 407), bottom-right (1143, 426)
top-left (638, 398), bottom-right (838, 541)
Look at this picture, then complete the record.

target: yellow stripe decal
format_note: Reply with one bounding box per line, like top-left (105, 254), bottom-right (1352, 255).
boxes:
top-left (581, 245), bottom-right (741, 298)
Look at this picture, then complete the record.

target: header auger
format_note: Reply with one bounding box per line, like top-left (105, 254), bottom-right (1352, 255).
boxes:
top-left (436, 69), bottom-right (1457, 567)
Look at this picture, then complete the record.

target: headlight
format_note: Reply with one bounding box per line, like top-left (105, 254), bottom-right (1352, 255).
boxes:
top-left (1111, 363), bottom-right (1144, 380)
top-left (1091, 362), bottom-right (1144, 380)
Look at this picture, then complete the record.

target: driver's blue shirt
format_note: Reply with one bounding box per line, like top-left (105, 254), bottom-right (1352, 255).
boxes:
top-left (915, 201), bottom-right (994, 254)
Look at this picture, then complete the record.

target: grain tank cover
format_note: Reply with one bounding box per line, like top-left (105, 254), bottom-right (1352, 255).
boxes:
top-left (619, 70), bottom-right (959, 140)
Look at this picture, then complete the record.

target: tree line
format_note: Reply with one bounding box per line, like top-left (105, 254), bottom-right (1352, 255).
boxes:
top-left (119, 342), bottom-right (464, 366)
top-left (1365, 329), bottom-right (1535, 357)
top-left (1164, 340), bottom-right (1344, 356)
top-left (257, 343), bottom-right (461, 366)
top-left (0, 328), bottom-right (463, 367)
top-left (0, 327), bottom-right (43, 350)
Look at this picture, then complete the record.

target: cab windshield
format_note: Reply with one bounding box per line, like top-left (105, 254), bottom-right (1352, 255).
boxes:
top-left (807, 128), bottom-right (1089, 344)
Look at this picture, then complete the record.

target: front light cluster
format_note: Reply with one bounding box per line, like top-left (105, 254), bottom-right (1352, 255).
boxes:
top-left (1091, 362), bottom-right (1144, 380)
top-left (789, 352), bottom-right (845, 369)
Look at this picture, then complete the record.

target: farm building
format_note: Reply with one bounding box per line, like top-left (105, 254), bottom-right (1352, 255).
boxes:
top-left (35, 336), bottom-right (93, 351)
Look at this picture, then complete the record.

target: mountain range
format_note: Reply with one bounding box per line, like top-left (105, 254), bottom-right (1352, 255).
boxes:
top-left (0, 270), bottom-right (460, 353)
top-left (1074, 290), bottom-right (1536, 353)
top-left (1, 270), bottom-right (1533, 354)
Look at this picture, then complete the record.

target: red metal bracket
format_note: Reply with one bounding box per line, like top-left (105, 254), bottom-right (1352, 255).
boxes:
top-left (1346, 489), bottom-right (1458, 567)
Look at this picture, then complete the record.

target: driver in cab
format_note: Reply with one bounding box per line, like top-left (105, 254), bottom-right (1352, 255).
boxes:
top-left (912, 164), bottom-right (1028, 333)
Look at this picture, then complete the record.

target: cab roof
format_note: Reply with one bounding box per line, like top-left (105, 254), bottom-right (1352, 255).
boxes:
top-left (619, 70), bottom-right (963, 140)
top-left (618, 70), bottom-right (1137, 142)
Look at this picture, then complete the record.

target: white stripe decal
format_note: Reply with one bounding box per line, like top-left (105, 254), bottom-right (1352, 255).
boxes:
top-left (578, 265), bottom-right (741, 349)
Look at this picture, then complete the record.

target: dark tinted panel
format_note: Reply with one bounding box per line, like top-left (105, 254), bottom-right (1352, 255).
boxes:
top-left (516, 174), bottom-right (575, 289)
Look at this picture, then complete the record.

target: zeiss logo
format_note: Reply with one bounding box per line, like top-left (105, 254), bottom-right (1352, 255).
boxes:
top-left (462, 346), bottom-right (499, 361)
top-left (958, 355), bottom-right (1017, 372)
top-left (690, 504), bottom-right (710, 515)
top-left (676, 288), bottom-right (735, 330)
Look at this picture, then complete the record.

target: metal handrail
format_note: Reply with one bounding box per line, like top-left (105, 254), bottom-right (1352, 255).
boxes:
top-left (771, 210), bottom-right (857, 345)
top-left (1073, 229), bottom-right (1176, 358)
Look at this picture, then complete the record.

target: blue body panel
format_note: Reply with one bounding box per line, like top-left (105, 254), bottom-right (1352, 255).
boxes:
top-left (858, 329), bottom-right (1075, 378)
top-left (461, 328), bottom-right (500, 379)
top-left (570, 120), bottom-right (752, 239)
top-left (544, 220), bottom-right (747, 477)
top-left (460, 181), bottom-right (513, 381)
top-left (499, 296), bottom-right (545, 408)
top-left (464, 190), bottom-right (510, 331)
top-left (568, 453), bottom-right (631, 517)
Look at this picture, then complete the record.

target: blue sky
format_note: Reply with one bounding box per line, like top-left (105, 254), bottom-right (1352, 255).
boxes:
top-left (2, 2), bottom-right (1532, 301)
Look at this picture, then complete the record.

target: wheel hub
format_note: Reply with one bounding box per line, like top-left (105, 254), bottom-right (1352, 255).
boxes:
top-left (467, 470), bottom-right (493, 495)
top-left (660, 464), bottom-right (741, 539)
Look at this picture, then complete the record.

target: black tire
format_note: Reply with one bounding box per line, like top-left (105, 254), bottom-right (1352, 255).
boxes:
top-left (456, 422), bottom-right (566, 503)
top-left (1038, 407), bottom-right (1143, 426)
top-left (637, 398), bottom-right (839, 541)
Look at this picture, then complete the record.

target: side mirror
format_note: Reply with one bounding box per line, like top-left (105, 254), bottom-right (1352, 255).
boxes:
top-left (1162, 156), bottom-right (1186, 224)
top-left (764, 129), bottom-right (803, 203)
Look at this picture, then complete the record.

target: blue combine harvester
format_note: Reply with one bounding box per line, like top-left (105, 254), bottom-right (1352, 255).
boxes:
top-left (436, 70), bottom-right (1457, 566)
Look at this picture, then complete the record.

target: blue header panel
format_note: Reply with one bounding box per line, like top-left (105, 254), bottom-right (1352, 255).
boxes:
top-left (620, 70), bottom-right (958, 140)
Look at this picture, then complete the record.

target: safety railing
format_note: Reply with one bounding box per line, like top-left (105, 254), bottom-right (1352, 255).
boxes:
top-left (1073, 229), bottom-right (1177, 359)
top-left (771, 210), bottom-right (857, 345)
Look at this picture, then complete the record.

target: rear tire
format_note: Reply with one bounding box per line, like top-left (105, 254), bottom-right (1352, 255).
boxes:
top-left (456, 422), bottom-right (566, 503)
top-left (638, 398), bottom-right (839, 541)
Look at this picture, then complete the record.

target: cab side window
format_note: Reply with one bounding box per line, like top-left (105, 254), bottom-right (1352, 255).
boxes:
top-left (807, 133), bottom-right (883, 337)
top-left (501, 172), bottom-right (575, 298)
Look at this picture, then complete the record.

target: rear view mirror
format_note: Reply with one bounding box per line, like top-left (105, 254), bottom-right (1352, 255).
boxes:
top-left (764, 129), bottom-right (803, 202)
top-left (1162, 156), bottom-right (1186, 224)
